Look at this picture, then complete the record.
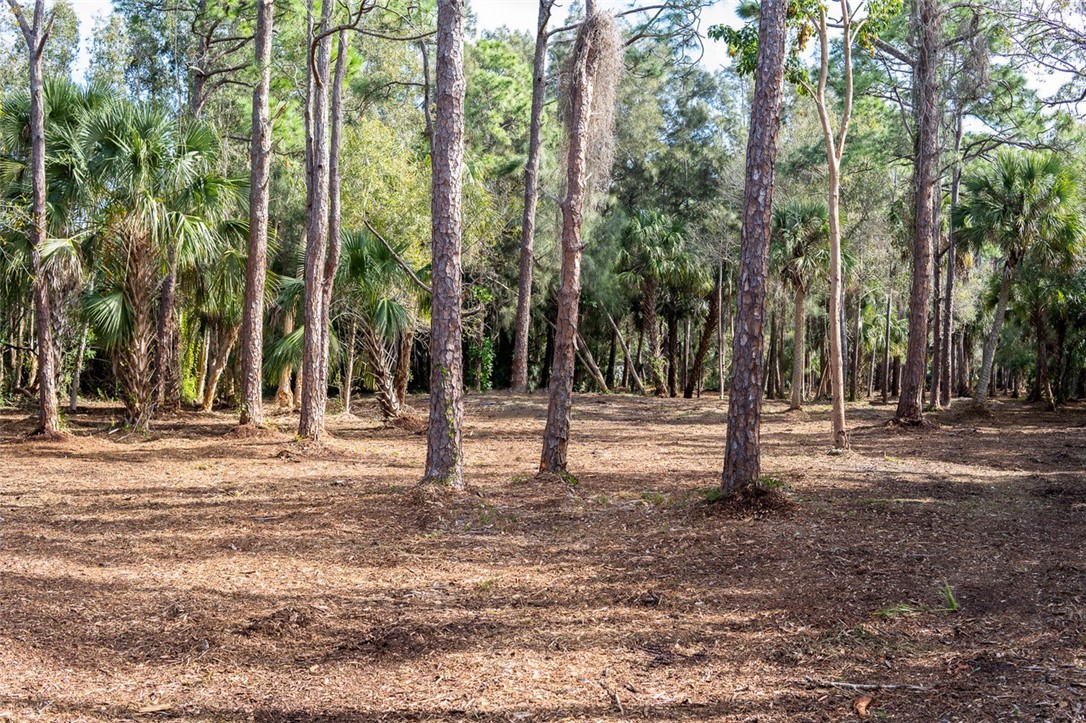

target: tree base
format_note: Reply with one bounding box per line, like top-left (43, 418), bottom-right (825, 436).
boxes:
top-left (226, 423), bottom-right (279, 439)
top-left (23, 428), bottom-right (72, 443)
top-left (706, 484), bottom-right (793, 517)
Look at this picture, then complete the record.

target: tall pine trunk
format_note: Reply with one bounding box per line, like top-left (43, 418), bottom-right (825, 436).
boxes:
top-left (424, 0), bottom-right (468, 487)
top-left (511, 0), bottom-right (554, 393)
top-left (896, 0), bottom-right (941, 423)
top-left (789, 285), bottom-right (805, 410)
top-left (298, 0), bottom-right (335, 440)
top-left (239, 0), bottom-right (275, 427)
top-left (721, 0), bottom-right (788, 494)
top-left (8, 0), bottom-right (60, 435)
top-left (540, 9), bottom-right (613, 473)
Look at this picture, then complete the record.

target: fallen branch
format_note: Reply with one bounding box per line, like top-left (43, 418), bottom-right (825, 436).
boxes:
top-left (804, 676), bottom-right (930, 692)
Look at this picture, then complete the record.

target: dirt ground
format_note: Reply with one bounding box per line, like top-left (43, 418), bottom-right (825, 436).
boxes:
top-left (1, 392), bottom-right (1085, 722)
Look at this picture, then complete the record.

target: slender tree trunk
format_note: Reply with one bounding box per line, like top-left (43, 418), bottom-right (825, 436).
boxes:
top-left (721, 0), bottom-right (787, 494)
top-left (274, 314), bottom-right (294, 408)
top-left (317, 31), bottom-right (348, 414)
top-left (511, 0), bottom-right (554, 393)
top-left (849, 294), bottom-right (861, 402)
top-left (789, 285), bottom-right (806, 410)
top-left (682, 317), bottom-right (690, 392)
top-left (974, 265), bottom-right (1012, 405)
top-left (575, 331), bottom-right (609, 393)
top-left (686, 283), bottom-right (721, 399)
top-left (896, 0), bottom-right (941, 423)
top-left (154, 243), bottom-right (181, 414)
top-left (202, 325), bottom-right (240, 412)
top-left (666, 312), bottom-right (679, 397)
top-left (342, 316), bottom-right (357, 413)
top-left (540, 11), bottom-right (606, 474)
top-left (939, 124), bottom-right (961, 406)
top-left (239, 0), bottom-right (275, 427)
top-left (930, 215), bottom-right (942, 408)
top-left (881, 289), bottom-right (891, 404)
top-left (196, 325), bottom-right (210, 402)
top-left (606, 325), bottom-right (617, 388)
top-left (68, 323), bottom-right (88, 412)
top-left (718, 265), bottom-right (726, 400)
top-left (394, 327), bottom-right (413, 408)
top-left (424, 0), bottom-right (467, 487)
top-left (8, 0), bottom-right (60, 434)
top-left (298, 0), bottom-right (335, 440)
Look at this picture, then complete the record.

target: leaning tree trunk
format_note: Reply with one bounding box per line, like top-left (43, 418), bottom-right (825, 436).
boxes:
top-left (239, 0), bottom-right (275, 428)
top-left (8, 0), bottom-right (60, 435)
top-left (423, 0), bottom-right (467, 488)
top-left (789, 284), bottom-right (806, 410)
top-left (896, 0), bottom-right (941, 423)
top-left (974, 265), bottom-right (1012, 406)
top-left (342, 316), bottom-right (357, 414)
top-left (685, 283), bottom-right (721, 399)
top-left (202, 324), bottom-right (240, 412)
top-left (362, 321), bottom-right (401, 421)
top-left (539, 10), bottom-right (609, 474)
top-left (510, 0), bottom-right (554, 393)
top-left (606, 311), bottom-right (645, 394)
top-left (721, 0), bottom-right (788, 494)
top-left (297, 0), bottom-right (335, 440)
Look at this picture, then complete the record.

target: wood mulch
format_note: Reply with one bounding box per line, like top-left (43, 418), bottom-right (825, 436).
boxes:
top-left (1, 394), bottom-right (1084, 721)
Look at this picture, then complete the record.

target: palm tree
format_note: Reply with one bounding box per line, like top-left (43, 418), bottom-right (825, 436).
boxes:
top-left (954, 151), bottom-right (1082, 407)
top-left (336, 228), bottom-right (422, 421)
top-left (771, 199), bottom-right (829, 411)
top-left (621, 209), bottom-right (685, 396)
top-left (81, 102), bottom-right (241, 429)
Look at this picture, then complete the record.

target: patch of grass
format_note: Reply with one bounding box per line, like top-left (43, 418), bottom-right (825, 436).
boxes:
top-left (475, 577), bottom-right (498, 591)
top-left (559, 471), bottom-right (580, 487)
top-left (875, 582), bottom-right (960, 618)
top-left (939, 581), bottom-right (960, 612)
top-left (700, 486), bottom-right (725, 503)
top-left (641, 491), bottom-right (669, 506)
top-left (758, 476), bottom-right (786, 490)
top-left (509, 474), bottom-right (530, 485)
top-left (592, 494), bottom-right (611, 505)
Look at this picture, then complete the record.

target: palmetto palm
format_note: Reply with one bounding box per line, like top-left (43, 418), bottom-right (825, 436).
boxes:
top-left (954, 150), bottom-right (1083, 406)
top-left (336, 228), bottom-right (422, 420)
top-left (81, 101), bottom-right (241, 429)
top-left (771, 199), bottom-right (829, 410)
top-left (621, 209), bottom-right (686, 396)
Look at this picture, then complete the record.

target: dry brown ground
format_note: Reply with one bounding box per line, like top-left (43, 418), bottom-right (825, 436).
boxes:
top-left (1, 393), bottom-right (1085, 722)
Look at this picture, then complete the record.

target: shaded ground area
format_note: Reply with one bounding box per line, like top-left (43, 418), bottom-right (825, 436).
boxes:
top-left (1, 393), bottom-right (1085, 721)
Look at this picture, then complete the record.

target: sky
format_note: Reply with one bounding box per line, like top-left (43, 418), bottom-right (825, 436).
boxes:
top-left (66, 0), bottom-right (739, 80)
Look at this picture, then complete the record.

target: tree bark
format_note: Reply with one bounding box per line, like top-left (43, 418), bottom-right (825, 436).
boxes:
top-left (510, 0), bottom-right (554, 393)
top-left (540, 13), bottom-right (604, 474)
top-left (789, 285), bottom-right (806, 410)
top-left (424, 0), bottom-right (467, 487)
top-left (394, 327), bottom-right (413, 407)
top-left (881, 289), bottom-right (891, 404)
top-left (896, 0), bottom-right (941, 423)
top-left (939, 119), bottom-right (962, 406)
top-left (721, 0), bottom-right (787, 494)
top-left (644, 278), bottom-right (665, 395)
top-left (666, 312), bottom-right (678, 397)
top-left (239, 0), bottom-right (275, 427)
top-left (8, 0), bottom-right (60, 435)
top-left (298, 0), bottom-right (335, 439)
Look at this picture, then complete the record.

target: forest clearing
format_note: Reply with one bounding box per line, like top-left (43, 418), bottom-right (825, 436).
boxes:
top-left (2, 394), bottom-right (1084, 721)
top-left (3, 0), bottom-right (1086, 718)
